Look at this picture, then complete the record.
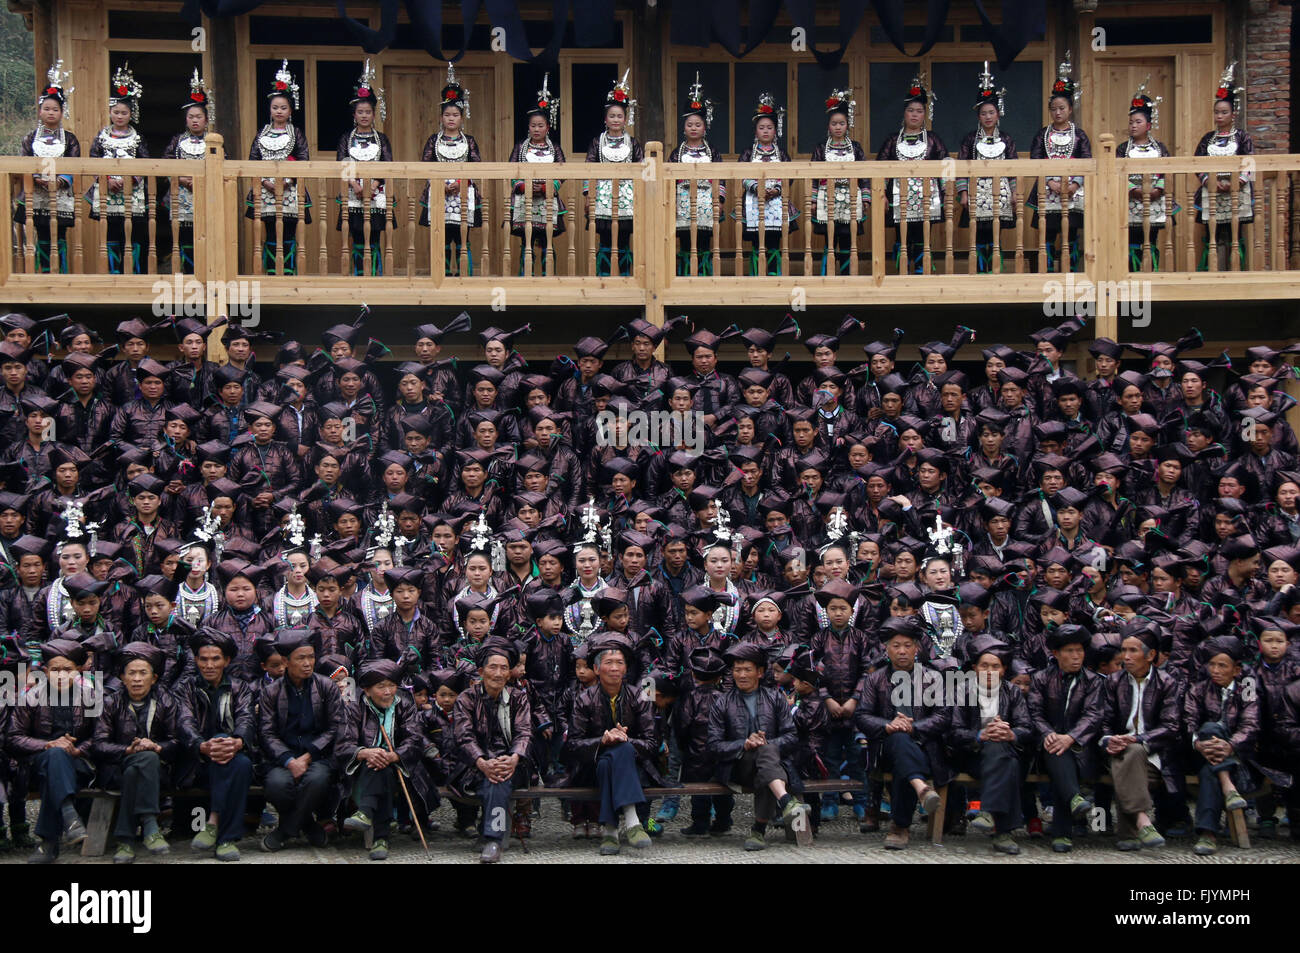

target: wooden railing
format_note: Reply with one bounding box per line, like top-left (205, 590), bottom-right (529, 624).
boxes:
top-left (1, 134), bottom-right (1296, 327)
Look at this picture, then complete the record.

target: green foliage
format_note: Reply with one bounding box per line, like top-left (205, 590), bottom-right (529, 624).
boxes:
top-left (0, 6), bottom-right (34, 154)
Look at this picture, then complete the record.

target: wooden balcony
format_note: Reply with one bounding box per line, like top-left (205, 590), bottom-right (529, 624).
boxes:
top-left (2, 133), bottom-right (1296, 341)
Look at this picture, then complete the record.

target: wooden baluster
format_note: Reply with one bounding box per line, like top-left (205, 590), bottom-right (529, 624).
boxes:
top-left (566, 181), bottom-right (577, 276)
top-left (1250, 171), bottom-right (1263, 271)
top-left (544, 178), bottom-right (556, 276)
top-left (802, 179), bottom-right (812, 277)
top-left (587, 181), bottom-right (597, 277)
top-left (1207, 172), bottom-right (1219, 272)
top-left (1229, 173), bottom-right (1241, 272)
top-left (339, 181), bottom-right (351, 276)
top-left (1161, 174), bottom-right (1174, 272)
top-left (50, 174), bottom-right (66, 274)
top-left (169, 173), bottom-right (180, 274)
top-left (921, 177), bottom-right (932, 275)
top-left (122, 177), bottom-right (134, 275)
top-left (1141, 173), bottom-right (1152, 273)
top-left (848, 180), bottom-right (860, 276)
top-left (383, 183), bottom-right (394, 277)
top-left (967, 173), bottom-right (978, 275)
top-left (273, 176), bottom-right (285, 275)
top-left (1289, 170), bottom-right (1300, 269)
top-left (689, 177), bottom-right (698, 277)
top-left (479, 181), bottom-right (489, 278)
top-left (404, 182), bottom-right (415, 276)
top-left (456, 180), bottom-right (469, 277)
top-left (991, 172), bottom-right (1003, 275)
top-left (21, 175), bottom-right (35, 273)
top-left (364, 178), bottom-right (375, 276)
top-left (758, 175), bottom-right (768, 277)
top-left (1185, 172), bottom-right (1197, 272)
top-left (1013, 180), bottom-right (1024, 273)
top-left (1275, 170), bottom-right (1288, 271)
top-left (714, 177), bottom-right (724, 278)
top-left (516, 178), bottom-right (527, 278)
top-left (73, 173), bottom-right (84, 273)
top-left (1035, 176), bottom-right (1046, 274)
top-left (943, 176), bottom-right (954, 275)
top-left (145, 175), bottom-right (157, 274)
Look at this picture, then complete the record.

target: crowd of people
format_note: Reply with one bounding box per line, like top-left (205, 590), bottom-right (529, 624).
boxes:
top-left (16, 52), bottom-right (1255, 279)
top-left (0, 305), bottom-right (1297, 865)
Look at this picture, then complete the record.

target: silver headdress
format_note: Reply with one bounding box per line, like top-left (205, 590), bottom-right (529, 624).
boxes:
top-left (685, 71), bottom-right (714, 130)
top-left (754, 92), bottom-right (785, 139)
top-left (975, 61), bottom-right (1006, 117)
top-left (193, 503), bottom-right (226, 562)
top-left (186, 68), bottom-right (215, 123)
top-left (41, 59), bottom-right (73, 118)
top-left (352, 59), bottom-right (386, 123)
top-left (826, 88), bottom-right (856, 129)
top-left (268, 59), bottom-right (301, 111)
top-left (109, 62), bottom-right (144, 123)
top-left (606, 68), bottom-right (636, 128)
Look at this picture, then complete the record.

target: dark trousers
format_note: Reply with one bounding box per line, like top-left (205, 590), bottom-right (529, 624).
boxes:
top-left (264, 759), bottom-right (332, 837)
top-left (32, 215), bottom-right (70, 273)
top-left (195, 753), bottom-right (253, 845)
top-left (106, 216), bottom-right (149, 274)
top-left (351, 765), bottom-right (397, 840)
top-left (261, 219), bottom-right (299, 274)
top-left (33, 748), bottom-right (93, 842)
top-left (595, 741), bottom-right (645, 826)
top-left (477, 769), bottom-right (526, 841)
top-left (894, 222), bottom-right (931, 274)
top-left (684, 763), bottom-right (733, 827)
top-left (964, 742), bottom-right (1021, 833)
top-left (1193, 720), bottom-right (1240, 834)
top-left (731, 744), bottom-right (787, 822)
top-left (826, 721), bottom-right (865, 804)
top-left (114, 750), bottom-right (163, 838)
top-left (1043, 747), bottom-right (1086, 837)
top-left (882, 731), bottom-right (931, 828)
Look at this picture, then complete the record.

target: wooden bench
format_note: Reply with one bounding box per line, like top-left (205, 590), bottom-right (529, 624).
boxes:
top-left (46, 772), bottom-right (1255, 856)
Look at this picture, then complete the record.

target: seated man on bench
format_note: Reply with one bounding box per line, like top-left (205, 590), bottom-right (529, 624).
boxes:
top-left (11, 639), bottom-right (96, 864)
top-left (258, 629), bottom-right (345, 853)
top-left (92, 642), bottom-right (184, 865)
top-left (1098, 620), bottom-right (1182, 852)
top-left (566, 632), bottom-right (659, 857)
top-left (1027, 623), bottom-right (1104, 854)
top-left (949, 634), bottom-right (1033, 856)
top-left (174, 627), bottom-right (256, 862)
top-left (855, 616), bottom-right (951, 850)
top-left (707, 642), bottom-right (812, 850)
top-left (1183, 634), bottom-right (1256, 856)
top-left (450, 637), bottom-right (533, 864)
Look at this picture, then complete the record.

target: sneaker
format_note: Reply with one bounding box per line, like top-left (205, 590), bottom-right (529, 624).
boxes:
top-left (215, 841), bottom-right (241, 862)
top-left (820, 801), bottom-right (839, 821)
top-left (852, 803), bottom-right (866, 821)
top-left (969, 811), bottom-right (995, 833)
top-left (781, 800), bottom-right (813, 847)
top-left (654, 802), bottom-right (678, 822)
top-left (1258, 818), bottom-right (1278, 840)
top-left (343, 810), bottom-right (373, 834)
top-left (143, 831), bottom-right (170, 855)
top-left (479, 839), bottom-right (501, 864)
top-left (992, 833), bottom-right (1021, 855)
top-left (10, 823), bottom-right (34, 849)
top-left (62, 819), bottom-right (88, 848)
top-left (113, 842), bottom-right (136, 864)
top-left (744, 832), bottom-right (767, 851)
top-left (1026, 818), bottom-right (1044, 838)
top-left (1116, 838), bottom-right (1142, 851)
top-left (304, 821), bottom-right (329, 848)
top-left (1051, 836), bottom-right (1073, 853)
top-left (1193, 834), bottom-right (1217, 856)
top-left (708, 820), bottom-right (732, 836)
top-left (1138, 824), bottom-right (1166, 848)
top-left (625, 825), bottom-right (652, 850)
top-left (27, 842), bottom-right (57, 864)
top-left (644, 818), bottom-right (662, 838)
top-left (1164, 822), bottom-right (1190, 838)
top-left (682, 821), bottom-right (710, 837)
top-left (920, 786), bottom-right (942, 816)
top-left (190, 823), bottom-right (218, 852)
top-left (1069, 794), bottom-right (1094, 821)
top-left (858, 808), bottom-right (880, 834)
top-left (599, 834), bottom-right (620, 856)
top-left (571, 823), bottom-right (587, 840)
top-left (369, 839), bottom-right (389, 861)
top-left (883, 826), bottom-right (910, 850)
top-left (1224, 790), bottom-right (1247, 813)
top-left (259, 809), bottom-right (277, 830)
top-left (260, 829), bottom-right (288, 853)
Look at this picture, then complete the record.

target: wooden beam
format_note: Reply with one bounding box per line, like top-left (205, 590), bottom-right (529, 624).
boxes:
top-left (208, 13), bottom-right (242, 153)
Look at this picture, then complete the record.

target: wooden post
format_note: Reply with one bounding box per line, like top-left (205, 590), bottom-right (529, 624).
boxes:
top-left (1092, 133), bottom-right (1121, 342)
top-left (202, 133), bottom-right (229, 363)
top-left (642, 141), bottom-right (665, 339)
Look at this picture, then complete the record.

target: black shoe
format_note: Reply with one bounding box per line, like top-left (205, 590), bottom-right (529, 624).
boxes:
top-left (681, 822), bottom-right (710, 837)
top-left (304, 821), bottom-right (329, 848)
top-left (27, 842), bottom-right (57, 864)
top-left (708, 820), bottom-right (733, 836)
top-left (260, 829), bottom-right (288, 853)
top-left (10, 823), bottom-right (35, 849)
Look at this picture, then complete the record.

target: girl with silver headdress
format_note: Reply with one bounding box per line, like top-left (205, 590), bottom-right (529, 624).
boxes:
top-left (87, 63), bottom-right (150, 275)
top-left (419, 64), bottom-right (482, 276)
top-left (957, 62), bottom-right (1018, 274)
top-left (336, 60), bottom-right (394, 277)
top-left (1027, 52), bottom-right (1092, 274)
top-left (584, 70), bottom-right (644, 277)
top-left (245, 60), bottom-right (312, 275)
top-left (508, 73), bottom-right (567, 273)
top-left (174, 540), bottom-right (219, 625)
top-left (161, 69), bottom-right (214, 274)
top-left (811, 88), bottom-right (868, 276)
top-left (875, 73), bottom-right (948, 275)
top-left (1194, 62), bottom-right (1254, 271)
top-left (669, 73), bottom-right (725, 276)
top-left (16, 60), bottom-right (80, 274)
top-left (739, 92), bottom-right (795, 276)
top-left (1117, 79), bottom-right (1174, 272)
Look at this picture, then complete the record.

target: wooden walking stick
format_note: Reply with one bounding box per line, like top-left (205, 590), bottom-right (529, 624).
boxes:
top-left (378, 720), bottom-right (430, 854)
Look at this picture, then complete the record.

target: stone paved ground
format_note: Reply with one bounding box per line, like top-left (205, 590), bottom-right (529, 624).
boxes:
top-left (5, 798), bottom-right (1297, 865)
